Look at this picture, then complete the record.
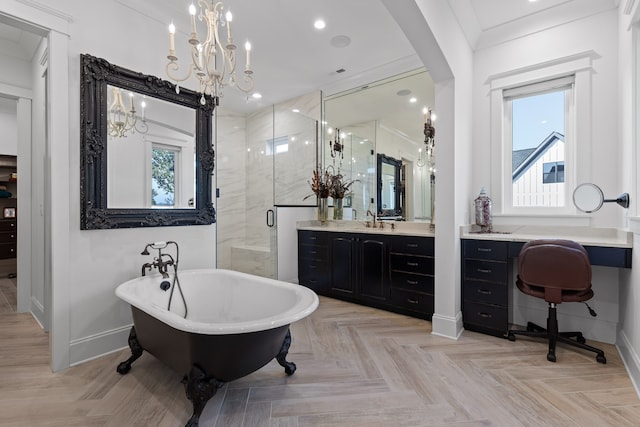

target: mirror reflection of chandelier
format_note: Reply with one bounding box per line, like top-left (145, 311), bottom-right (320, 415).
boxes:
top-left (423, 106), bottom-right (436, 168)
top-left (329, 128), bottom-right (344, 167)
top-left (107, 87), bottom-right (148, 138)
top-left (165, 1), bottom-right (254, 104)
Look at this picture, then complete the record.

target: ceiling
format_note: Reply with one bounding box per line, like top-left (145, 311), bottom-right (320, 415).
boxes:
top-left (0, 0), bottom-right (619, 139)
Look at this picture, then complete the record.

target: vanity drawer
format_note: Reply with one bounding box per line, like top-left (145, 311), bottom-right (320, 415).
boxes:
top-left (463, 300), bottom-right (508, 333)
top-left (298, 243), bottom-right (328, 261)
top-left (390, 236), bottom-right (434, 256)
top-left (390, 271), bottom-right (434, 294)
top-left (298, 230), bottom-right (328, 246)
top-left (389, 288), bottom-right (434, 315)
top-left (463, 240), bottom-right (507, 261)
top-left (390, 253), bottom-right (434, 275)
top-left (298, 259), bottom-right (329, 291)
top-left (0, 230), bottom-right (17, 242)
top-left (0, 243), bottom-right (16, 259)
top-left (464, 259), bottom-right (507, 283)
top-left (0, 220), bottom-right (16, 232)
top-left (463, 279), bottom-right (507, 306)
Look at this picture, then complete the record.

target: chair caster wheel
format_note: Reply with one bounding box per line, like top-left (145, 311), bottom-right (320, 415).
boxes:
top-left (597, 354), bottom-right (607, 364)
top-left (507, 333), bottom-right (516, 341)
top-left (547, 352), bottom-right (556, 362)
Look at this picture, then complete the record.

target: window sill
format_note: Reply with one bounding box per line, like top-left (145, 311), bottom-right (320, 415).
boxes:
top-left (491, 213), bottom-right (591, 227)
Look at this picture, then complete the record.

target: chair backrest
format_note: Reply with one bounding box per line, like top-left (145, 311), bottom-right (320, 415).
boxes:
top-left (518, 239), bottom-right (591, 294)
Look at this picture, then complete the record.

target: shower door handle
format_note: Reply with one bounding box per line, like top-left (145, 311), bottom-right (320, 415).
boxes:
top-left (266, 209), bottom-right (275, 227)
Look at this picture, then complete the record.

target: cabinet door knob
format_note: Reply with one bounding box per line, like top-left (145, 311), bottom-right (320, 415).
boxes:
top-left (407, 262), bottom-right (419, 267)
top-left (407, 243), bottom-right (418, 248)
top-left (477, 268), bottom-right (492, 274)
top-left (478, 312), bottom-right (492, 318)
top-left (407, 298), bottom-right (419, 304)
top-left (406, 280), bottom-right (419, 285)
top-left (477, 247), bottom-right (492, 252)
top-left (477, 289), bottom-right (492, 295)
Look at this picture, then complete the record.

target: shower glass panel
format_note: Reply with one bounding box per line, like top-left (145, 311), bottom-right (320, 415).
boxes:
top-left (216, 104), bottom-right (317, 279)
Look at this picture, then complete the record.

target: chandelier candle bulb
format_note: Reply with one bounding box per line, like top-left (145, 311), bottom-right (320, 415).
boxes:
top-left (189, 4), bottom-right (197, 34)
top-left (168, 23), bottom-right (176, 57)
top-left (245, 41), bottom-right (251, 69)
top-left (226, 11), bottom-right (232, 42)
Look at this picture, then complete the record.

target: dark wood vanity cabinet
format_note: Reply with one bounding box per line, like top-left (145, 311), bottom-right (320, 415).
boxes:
top-left (389, 236), bottom-right (434, 318)
top-left (461, 239), bottom-right (511, 337)
top-left (298, 230), bottom-right (330, 293)
top-left (298, 230), bottom-right (434, 320)
top-left (0, 219), bottom-right (17, 259)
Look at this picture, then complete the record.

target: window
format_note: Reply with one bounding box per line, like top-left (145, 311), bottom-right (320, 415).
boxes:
top-left (504, 75), bottom-right (574, 209)
top-left (151, 145), bottom-right (178, 207)
top-left (543, 161), bottom-right (564, 184)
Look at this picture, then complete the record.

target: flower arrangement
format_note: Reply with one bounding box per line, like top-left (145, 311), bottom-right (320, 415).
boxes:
top-left (304, 168), bottom-right (358, 200)
top-left (328, 173), bottom-right (357, 199)
top-left (305, 168), bottom-right (331, 199)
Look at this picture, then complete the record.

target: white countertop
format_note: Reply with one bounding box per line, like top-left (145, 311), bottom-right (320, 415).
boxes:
top-left (297, 220), bottom-right (435, 237)
top-left (460, 224), bottom-right (632, 248)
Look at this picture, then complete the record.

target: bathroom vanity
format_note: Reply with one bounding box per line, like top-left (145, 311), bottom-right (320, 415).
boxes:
top-left (297, 221), bottom-right (434, 319)
top-left (460, 225), bottom-right (632, 338)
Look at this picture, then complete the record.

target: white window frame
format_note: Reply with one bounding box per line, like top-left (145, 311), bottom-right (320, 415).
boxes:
top-left (503, 76), bottom-right (574, 212)
top-left (489, 53), bottom-right (595, 216)
top-left (149, 142), bottom-right (181, 208)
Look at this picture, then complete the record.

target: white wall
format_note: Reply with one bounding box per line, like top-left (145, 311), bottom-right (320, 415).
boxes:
top-left (383, 0), bottom-right (474, 339)
top-left (473, 10), bottom-right (620, 227)
top-left (0, 110), bottom-right (17, 155)
top-left (618, 1), bottom-right (640, 395)
top-left (0, 0), bottom-right (218, 368)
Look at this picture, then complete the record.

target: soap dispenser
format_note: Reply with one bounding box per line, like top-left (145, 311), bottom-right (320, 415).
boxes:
top-left (474, 187), bottom-right (492, 232)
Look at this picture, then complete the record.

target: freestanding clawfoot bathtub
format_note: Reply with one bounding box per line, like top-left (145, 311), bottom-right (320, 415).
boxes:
top-left (115, 268), bottom-right (319, 427)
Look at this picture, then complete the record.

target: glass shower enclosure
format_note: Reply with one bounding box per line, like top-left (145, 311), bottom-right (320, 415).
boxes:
top-left (215, 97), bottom-right (318, 280)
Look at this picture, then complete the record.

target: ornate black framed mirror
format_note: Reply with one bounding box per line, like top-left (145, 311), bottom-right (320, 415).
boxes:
top-left (377, 153), bottom-right (403, 218)
top-left (80, 54), bottom-right (216, 229)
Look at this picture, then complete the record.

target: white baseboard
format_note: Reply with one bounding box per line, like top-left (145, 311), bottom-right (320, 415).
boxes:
top-left (431, 311), bottom-right (463, 339)
top-left (617, 330), bottom-right (640, 399)
top-left (69, 324), bottom-right (132, 366)
top-left (30, 296), bottom-right (46, 330)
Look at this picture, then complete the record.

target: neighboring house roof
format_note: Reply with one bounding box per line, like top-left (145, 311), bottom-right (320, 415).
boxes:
top-left (512, 131), bottom-right (564, 182)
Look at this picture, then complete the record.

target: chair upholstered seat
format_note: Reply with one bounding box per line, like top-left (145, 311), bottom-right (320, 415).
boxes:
top-left (507, 239), bottom-right (606, 364)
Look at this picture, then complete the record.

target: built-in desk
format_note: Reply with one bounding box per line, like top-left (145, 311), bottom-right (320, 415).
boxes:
top-left (460, 225), bottom-right (632, 338)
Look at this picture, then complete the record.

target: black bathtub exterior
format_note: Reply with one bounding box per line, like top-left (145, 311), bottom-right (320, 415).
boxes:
top-left (117, 306), bottom-right (296, 427)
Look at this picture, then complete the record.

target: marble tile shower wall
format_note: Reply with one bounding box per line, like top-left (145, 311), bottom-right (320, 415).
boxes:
top-left (216, 91), bottom-right (320, 275)
top-left (215, 110), bottom-right (247, 270)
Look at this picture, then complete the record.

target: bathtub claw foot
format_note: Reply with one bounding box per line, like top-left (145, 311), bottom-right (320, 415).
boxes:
top-left (276, 328), bottom-right (296, 376)
top-left (116, 327), bottom-right (144, 375)
top-left (182, 364), bottom-right (224, 427)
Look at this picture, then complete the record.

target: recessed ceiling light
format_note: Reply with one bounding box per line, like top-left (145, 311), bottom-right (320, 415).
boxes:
top-left (409, 97), bottom-right (417, 103)
top-left (314, 19), bottom-right (326, 29)
top-left (397, 89), bottom-right (411, 96)
top-left (252, 93), bottom-right (262, 99)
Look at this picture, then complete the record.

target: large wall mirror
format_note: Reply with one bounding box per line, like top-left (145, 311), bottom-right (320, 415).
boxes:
top-left (323, 69), bottom-right (434, 221)
top-left (80, 54), bottom-right (215, 229)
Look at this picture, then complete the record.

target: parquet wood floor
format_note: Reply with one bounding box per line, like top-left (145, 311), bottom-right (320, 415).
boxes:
top-left (1, 292), bottom-right (639, 426)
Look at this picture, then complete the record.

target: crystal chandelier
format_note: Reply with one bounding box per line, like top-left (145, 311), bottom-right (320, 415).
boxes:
top-left (107, 87), bottom-right (148, 138)
top-left (166, 1), bottom-right (254, 104)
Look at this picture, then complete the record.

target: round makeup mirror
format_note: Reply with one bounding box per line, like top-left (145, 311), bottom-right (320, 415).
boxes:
top-left (573, 183), bottom-right (630, 213)
top-left (573, 183), bottom-right (604, 213)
